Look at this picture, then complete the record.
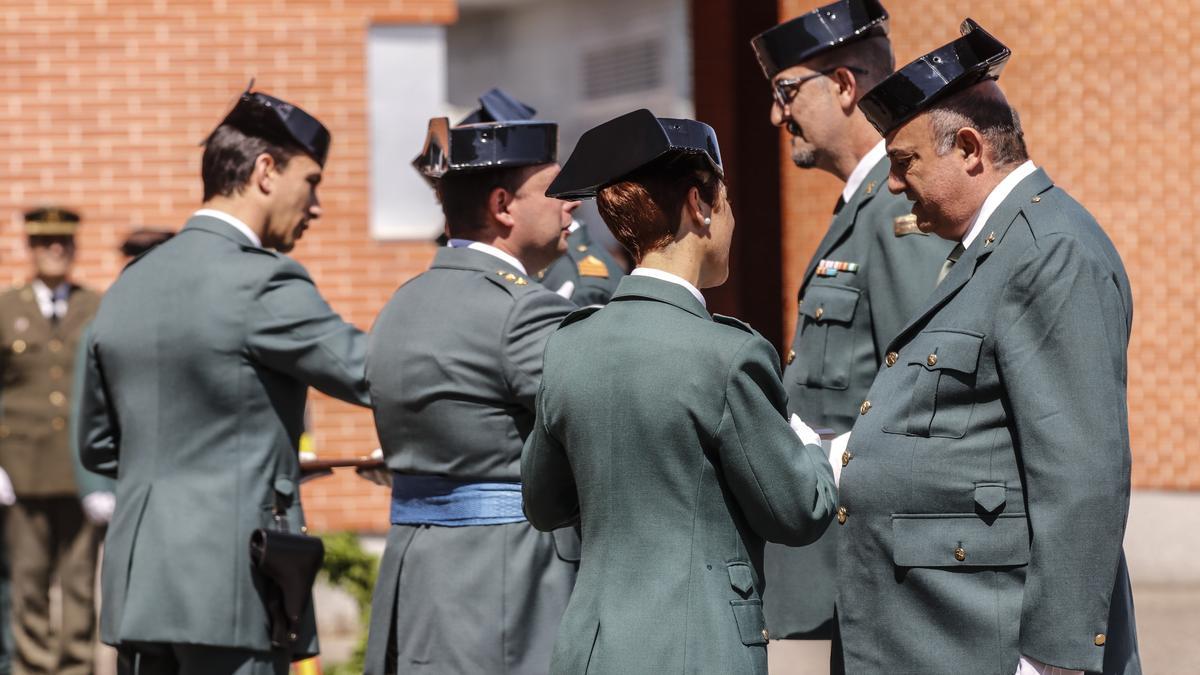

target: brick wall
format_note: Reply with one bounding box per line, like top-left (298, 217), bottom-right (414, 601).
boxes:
top-left (0, 0), bottom-right (455, 532)
top-left (778, 1), bottom-right (1199, 489)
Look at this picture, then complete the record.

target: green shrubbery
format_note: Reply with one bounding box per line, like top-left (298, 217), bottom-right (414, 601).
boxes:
top-left (319, 532), bottom-right (379, 675)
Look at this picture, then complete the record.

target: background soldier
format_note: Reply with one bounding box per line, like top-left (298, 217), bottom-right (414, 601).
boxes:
top-left (749, 0), bottom-right (952, 667)
top-left (0, 207), bottom-right (101, 675)
top-left (78, 87), bottom-right (370, 675)
top-left (839, 19), bottom-right (1140, 674)
top-left (363, 115), bottom-right (578, 675)
top-left (456, 87), bottom-right (626, 305)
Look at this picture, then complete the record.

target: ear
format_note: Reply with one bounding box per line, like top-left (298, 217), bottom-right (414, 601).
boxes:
top-left (683, 185), bottom-right (711, 230)
top-left (488, 186), bottom-right (517, 232)
top-left (955, 127), bottom-right (986, 172)
top-left (253, 152), bottom-right (277, 195)
top-left (830, 67), bottom-right (859, 114)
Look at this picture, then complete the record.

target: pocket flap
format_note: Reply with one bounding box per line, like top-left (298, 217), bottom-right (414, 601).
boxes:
top-left (891, 513), bottom-right (1029, 567)
top-left (974, 483), bottom-right (1007, 513)
top-left (727, 561), bottom-right (754, 595)
top-left (551, 527), bottom-right (582, 563)
top-left (906, 330), bottom-right (983, 373)
top-left (730, 599), bottom-right (768, 645)
top-left (798, 284), bottom-right (860, 323)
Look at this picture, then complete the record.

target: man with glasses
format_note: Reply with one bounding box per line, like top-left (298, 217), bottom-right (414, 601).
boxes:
top-left (750, 1), bottom-right (951, 671)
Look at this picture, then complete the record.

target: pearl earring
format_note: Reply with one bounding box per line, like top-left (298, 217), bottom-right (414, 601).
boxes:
top-left (703, 216), bottom-right (712, 225)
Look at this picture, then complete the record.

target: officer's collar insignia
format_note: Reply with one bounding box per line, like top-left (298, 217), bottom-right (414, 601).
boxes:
top-left (577, 255), bottom-right (610, 278)
top-left (983, 231), bottom-right (996, 247)
top-left (893, 214), bottom-right (924, 236)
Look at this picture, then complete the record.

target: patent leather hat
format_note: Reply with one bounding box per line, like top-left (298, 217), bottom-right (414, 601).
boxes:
top-left (751, 0), bottom-right (889, 79)
top-left (213, 82), bottom-right (331, 166)
top-left (858, 18), bottom-right (1011, 137)
top-left (546, 109), bottom-right (722, 201)
top-left (412, 117), bottom-right (558, 182)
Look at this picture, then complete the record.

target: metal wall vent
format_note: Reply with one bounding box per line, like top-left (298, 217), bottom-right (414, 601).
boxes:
top-left (582, 38), bottom-right (664, 100)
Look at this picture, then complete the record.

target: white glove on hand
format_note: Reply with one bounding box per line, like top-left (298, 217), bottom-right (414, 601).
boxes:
top-left (81, 491), bottom-right (116, 525)
top-left (788, 414), bottom-right (822, 448)
top-left (1015, 655), bottom-right (1083, 675)
top-left (0, 467), bottom-right (14, 506)
top-left (356, 448), bottom-right (392, 488)
top-left (825, 432), bottom-right (851, 487)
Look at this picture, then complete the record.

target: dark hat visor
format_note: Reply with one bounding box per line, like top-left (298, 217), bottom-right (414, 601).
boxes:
top-left (220, 92), bottom-right (331, 166)
top-left (546, 109), bottom-right (723, 201)
top-left (751, 0), bottom-right (889, 79)
top-left (859, 18), bottom-right (1010, 137)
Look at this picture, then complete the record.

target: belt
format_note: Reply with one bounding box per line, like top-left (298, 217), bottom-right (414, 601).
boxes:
top-left (390, 473), bottom-right (526, 527)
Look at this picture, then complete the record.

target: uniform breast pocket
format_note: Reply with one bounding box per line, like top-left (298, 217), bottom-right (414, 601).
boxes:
top-left (795, 283), bottom-right (861, 390)
top-left (883, 329), bottom-right (983, 439)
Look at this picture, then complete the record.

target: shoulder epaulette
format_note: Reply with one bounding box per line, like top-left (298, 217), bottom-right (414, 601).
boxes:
top-left (713, 313), bottom-right (753, 334)
top-left (559, 305), bottom-right (601, 329)
top-left (484, 268), bottom-right (539, 297)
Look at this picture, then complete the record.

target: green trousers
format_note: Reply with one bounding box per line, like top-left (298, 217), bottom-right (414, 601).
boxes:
top-left (116, 643), bottom-right (290, 675)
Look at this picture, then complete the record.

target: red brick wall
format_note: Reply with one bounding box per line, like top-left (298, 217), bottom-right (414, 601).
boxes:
top-left (0, 0), bottom-right (455, 532)
top-left (777, 1), bottom-right (1198, 489)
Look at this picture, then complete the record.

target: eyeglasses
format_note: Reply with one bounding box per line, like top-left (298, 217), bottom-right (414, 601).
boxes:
top-left (772, 66), bottom-right (869, 109)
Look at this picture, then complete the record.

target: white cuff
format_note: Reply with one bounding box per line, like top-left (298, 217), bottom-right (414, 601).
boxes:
top-left (81, 491), bottom-right (116, 525)
top-left (788, 414), bottom-right (821, 448)
top-left (0, 467), bottom-right (14, 506)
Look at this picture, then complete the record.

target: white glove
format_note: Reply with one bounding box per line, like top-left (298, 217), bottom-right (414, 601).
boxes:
top-left (788, 414), bottom-right (822, 447)
top-left (1015, 655), bottom-right (1083, 675)
top-left (555, 281), bottom-right (576, 299)
top-left (0, 466), bottom-right (14, 506)
top-left (825, 432), bottom-right (851, 487)
top-left (81, 491), bottom-right (116, 525)
top-left (356, 448), bottom-right (392, 488)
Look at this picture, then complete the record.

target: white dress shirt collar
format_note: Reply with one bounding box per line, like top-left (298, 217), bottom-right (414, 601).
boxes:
top-left (193, 208), bottom-right (262, 248)
top-left (447, 239), bottom-right (528, 276)
top-left (961, 160), bottom-right (1038, 250)
top-left (842, 140), bottom-right (889, 205)
top-left (630, 267), bottom-right (706, 308)
top-left (31, 279), bottom-right (70, 320)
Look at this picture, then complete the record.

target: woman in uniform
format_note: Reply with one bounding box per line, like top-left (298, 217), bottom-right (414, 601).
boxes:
top-left (522, 109), bottom-right (838, 674)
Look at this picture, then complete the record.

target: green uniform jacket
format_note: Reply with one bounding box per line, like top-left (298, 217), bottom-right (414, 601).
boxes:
top-left (78, 216), bottom-right (370, 658)
top-left (70, 324), bottom-right (115, 499)
top-left (538, 226), bottom-right (625, 306)
top-left (0, 283), bottom-right (99, 497)
top-left (837, 169), bottom-right (1140, 674)
top-left (522, 275), bottom-right (838, 675)
top-left (364, 246), bottom-right (579, 675)
top-left (765, 157), bottom-right (953, 638)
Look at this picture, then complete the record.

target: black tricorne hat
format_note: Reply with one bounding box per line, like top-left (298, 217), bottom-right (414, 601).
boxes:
top-left (457, 88), bottom-right (537, 125)
top-left (412, 117), bottom-right (558, 182)
top-left (545, 109), bottom-right (723, 201)
top-left (215, 83), bottom-right (331, 166)
top-left (858, 18), bottom-right (1011, 137)
top-left (751, 0), bottom-right (889, 80)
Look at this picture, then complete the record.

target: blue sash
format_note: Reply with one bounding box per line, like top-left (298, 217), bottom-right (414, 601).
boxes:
top-left (390, 474), bottom-right (526, 527)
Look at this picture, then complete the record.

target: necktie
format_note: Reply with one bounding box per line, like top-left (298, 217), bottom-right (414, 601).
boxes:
top-left (936, 243), bottom-right (966, 285)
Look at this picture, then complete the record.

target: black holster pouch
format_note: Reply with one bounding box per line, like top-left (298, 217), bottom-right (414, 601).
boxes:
top-left (249, 524), bottom-right (325, 648)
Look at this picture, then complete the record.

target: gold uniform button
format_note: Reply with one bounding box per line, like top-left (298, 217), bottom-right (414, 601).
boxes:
top-left (50, 366), bottom-right (64, 380)
top-left (1094, 634), bottom-right (1106, 646)
top-left (576, 244), bottom-right (588, 253)
top-left (953, 546), bottom-right (966, 562)
top-left (761, 628), bottom-right (769, 641)
top-left (1031, 196), bottom-right (1042, 203)
top-left (859, 400), bottom-right (871, 415)
top-left (11, 340), bottom-right (27, 354)
top-left (51, 417), bottom-right (66, 431)
top-left (49, 339), bottom-right (64, 353)
top-left (786, 349), bottom-right (796, 365)
top-left (49, 391), bottom-right (66, 407)
top-left (885, 351), bottom-right (898, 367)
top-left (836, 506), bottom-right (848, 524)
top-left (841, 451), bottom-right (853, 467)
top-left (814, 307), bottom-right (824, 320)
top-left (927, 353), bottom-right (938, 367)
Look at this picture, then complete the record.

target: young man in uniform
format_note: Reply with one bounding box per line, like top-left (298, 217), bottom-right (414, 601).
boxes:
top-left (78, 87), bottom-right (370, 675)
top-left (838, 19), bottom-right (1140, 674)
top-left (749, 2), bottom-right (952, 668)
top-left (363, 114), bottom-right (580, 675)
